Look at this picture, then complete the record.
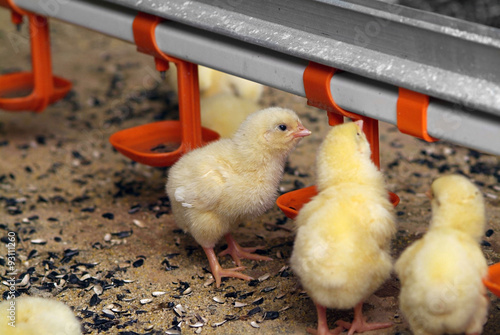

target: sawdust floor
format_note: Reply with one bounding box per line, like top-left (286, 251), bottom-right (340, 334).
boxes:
top-left (0, 11), bottom-right (499, 335)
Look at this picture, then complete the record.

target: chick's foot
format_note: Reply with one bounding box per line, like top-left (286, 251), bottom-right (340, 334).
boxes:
top-left (203, 247), bottom-right (253, 288)
top-left (336, 302), bottom-right (392, 335)
top-left (218, 233), bottom-right (272, 266)
top-left (307, 303), bottom-right (344, 335)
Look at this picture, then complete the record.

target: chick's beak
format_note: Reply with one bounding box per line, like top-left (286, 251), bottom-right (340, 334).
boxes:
top-left (292, 123), bottom-right (312, 138)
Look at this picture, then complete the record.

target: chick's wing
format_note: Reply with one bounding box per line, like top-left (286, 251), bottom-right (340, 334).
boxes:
top-left (173, 156), bottom-right (233, 212)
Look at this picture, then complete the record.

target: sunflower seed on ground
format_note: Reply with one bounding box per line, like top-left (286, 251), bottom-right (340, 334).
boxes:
top-left (195, 327), bottom-right (202, 334)
top-left (140, 298), bottom-right (152, 305)
top-left (274, 293), bottom-right (286, 300)
top-left (261, 286), bottom-right (276, 293)
top-left (257, 273), bottom-right (270, 282)
top-left (198, 315), bottom-right (208, 324)
top-left (189, 322), bottom-right (204, 328)
top-left (19, 274), bottom-right (30, 287)
top-left (55, 279), bottom-right (66, 289)
top-left (118, 262), bottom-right (130, 269)
top-left (182, 287), bottom-right (192, 295)
top-left (144, 324), bottom-right (154, 331)
top-left (278, 265), bottom-right (289, 273)
top-left (203, 277), bottom-right (215, 287)
top-left (104, 233), bottom-right (111, 242)
top-left (79, 274), bottom-right (92, 281)
top-left (30, 239), bottom-right (47, 245)
top-left (122, 297), bottom-right (135, 302)
top-left (250, 321), bottom-right (260, 328)
top-left (239, 291), bottom-right (255, 299)
top-left (212, 320), bottom-right (227, 327)
top-left (93, 285), bottom-right (103, 295)
top-left (152, 291), bottom-right (166, 297)
top-left (234, 301), bottom-right (248, 308)
top-left (279, 305), bottom-right (291, 312)
top-left (132, 219), bottom-right (146, 228)
top-left (213, 296), bottom-right (225, 304)
top-left (247, 306), bottom-right (262, 317)
top-left (252, 297), bottom-right (264, 305)
top-left (173, 304), bottom-right (185, 316)
top-left (262, 311), bottom-right (280, 320)
top-left (102, 308), bottom-right (115, 318)
top-left (165, 328), bottom-right (182, 335)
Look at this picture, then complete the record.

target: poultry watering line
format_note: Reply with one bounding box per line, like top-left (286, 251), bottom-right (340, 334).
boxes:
top-left (1, 0), bottom-right (500, 156)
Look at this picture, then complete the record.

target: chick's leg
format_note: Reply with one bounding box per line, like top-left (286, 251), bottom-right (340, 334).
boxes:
top-left (336, 302), bottom-right (392, 335)
top-left (307, 303), bottom-right (344, 335)
top-left (218, 233), bottom-right (272, 266)
top-left (203, 247), bottom-right (253, 288)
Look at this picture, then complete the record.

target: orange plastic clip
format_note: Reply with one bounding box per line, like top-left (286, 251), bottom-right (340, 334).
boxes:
top-left (484, 263), bottom-right (500, 298)
top-left (303, 61), bottom-right (380, 168)
top-left (109, 12), bottom-right (219, 167)
top-left (0, 0), bottom-right (27, 16)
top-left (396, 88), bottom-right (438, 142)
top-left (0, 11), bottom-right (72, 112)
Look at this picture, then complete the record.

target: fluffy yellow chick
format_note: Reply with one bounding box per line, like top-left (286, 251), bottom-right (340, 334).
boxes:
top-left (166, 107), bottom-right (311, 287)
top-left (395, 174), bottom-right (489, 335)
top-left (290, 120), bottom-right (396, 335)
top-left (200, 93), bottom-right (261, 138)
top-left (0, 296), bottom-right (82, 335)
top-left (167, 64), bottom-right (264, 101)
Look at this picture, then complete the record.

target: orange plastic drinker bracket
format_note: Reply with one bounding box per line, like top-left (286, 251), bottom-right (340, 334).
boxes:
top-left (303, 61), bottom-right (380, 168)
top-left (396, 88), bottom-right (438, 142)
top-left (483, 262), bottom-right (500, 298)
top-left (280, 62), bottom-right (401, 219)
top-left (276, 185), bottom-right (400, 220)
top-left (0, 13), bottom-right (72, 112)
top-left (109, 12), bottom-right (219, 167)
top-left (0, 0), bottom-right (28, 21)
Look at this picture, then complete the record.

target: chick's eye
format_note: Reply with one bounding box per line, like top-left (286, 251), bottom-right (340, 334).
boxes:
top-left (278, 124), bottom-right (287, 131)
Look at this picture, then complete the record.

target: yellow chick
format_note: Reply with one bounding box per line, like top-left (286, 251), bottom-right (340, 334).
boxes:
top-left (200, 93), bottom-right (261, 138)
top-left (167, 64), bottom-right (264, 101)
top-left (0, 296), bottom-right (82, 335)
top-left (166, 107), bottom-right (311, 287)
top-left (395, 174), bottom-right (489, 335)
top-left (290, 120), bottom-right (396, 335)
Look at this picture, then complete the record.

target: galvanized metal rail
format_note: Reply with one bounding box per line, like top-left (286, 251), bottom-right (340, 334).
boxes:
top-left (9, 0), bottom-right (500, 155)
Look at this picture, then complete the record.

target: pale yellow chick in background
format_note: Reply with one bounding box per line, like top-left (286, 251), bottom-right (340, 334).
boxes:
top-left (166, 107), bottom-right (311, 287)
top-left (200, 93), bottom-right (261, 138)
top-left (395, 174), bottom-right (489, 335)
top-left (167, 64), bottom-right (264, 102)
top-left (290, 120), bottom-right (396, 335)
top-left (0, 296), bottom-right (82, 335)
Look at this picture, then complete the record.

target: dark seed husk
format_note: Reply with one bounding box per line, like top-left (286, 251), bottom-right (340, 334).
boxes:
top-left (252, 297), bottom-right (264, 305)
top-left (111, 230), bottom-right (133, 239)
top-left (261, 286), bottom-right (276, 293)
top-left (90, 293), bottom-right (102, 306)
top-left (263, 311), bottom-right (280, 320)
top-left (247, 306), bottom-right (262, 316)
top-left (102, 213), bottom-right (114, 220)
top-left (132, 259), bottom-right (144, 268)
